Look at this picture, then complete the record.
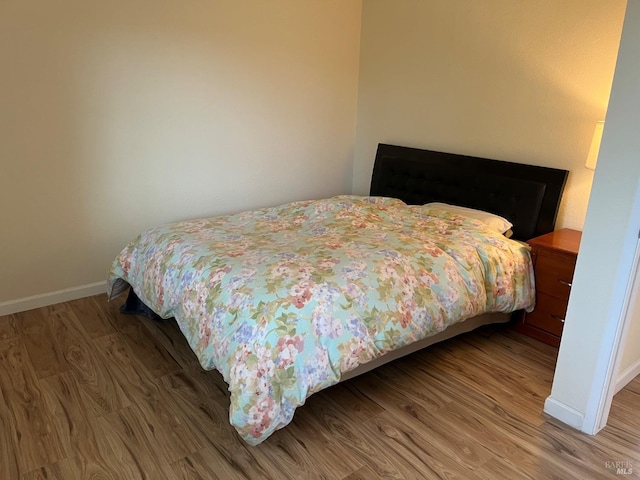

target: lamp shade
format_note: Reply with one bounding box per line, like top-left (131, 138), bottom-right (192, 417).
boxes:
top-left (585, 121), bottom-right (604, 170)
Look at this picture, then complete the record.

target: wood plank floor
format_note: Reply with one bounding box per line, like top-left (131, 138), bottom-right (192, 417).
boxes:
top-left (0, 294), bottom-right (638, 479)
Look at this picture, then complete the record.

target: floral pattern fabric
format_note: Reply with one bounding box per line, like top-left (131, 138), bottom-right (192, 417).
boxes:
top-left (107, 195), bottom-right (534, 445)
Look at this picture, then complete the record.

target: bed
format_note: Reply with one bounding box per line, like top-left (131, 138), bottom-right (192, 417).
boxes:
top-left (107, 143), bottom-right (568, 445)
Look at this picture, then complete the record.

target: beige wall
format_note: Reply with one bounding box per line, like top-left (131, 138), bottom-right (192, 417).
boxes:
top-left (616, 250), bottom-right (640, 391)
top-left (0, 0), bottom-right (628, 309)
top-left (0, 1), bottom-right (362, 304)
top-left (354, 0), bottom-right (626, 230)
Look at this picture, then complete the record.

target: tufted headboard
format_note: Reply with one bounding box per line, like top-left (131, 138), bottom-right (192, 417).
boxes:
top-left (369, 144), bottom-right (569, 240)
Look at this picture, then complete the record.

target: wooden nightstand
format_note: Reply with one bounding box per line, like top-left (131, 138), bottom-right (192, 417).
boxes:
top-left (516, 228), bottom-right (582, 347)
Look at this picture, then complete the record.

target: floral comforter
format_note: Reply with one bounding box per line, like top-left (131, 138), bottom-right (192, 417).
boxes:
top-left (107, 195), bottom-right (534, 445)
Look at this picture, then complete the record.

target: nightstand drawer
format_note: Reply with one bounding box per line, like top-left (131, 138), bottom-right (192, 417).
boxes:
top-left (517, 229), bottom-right (581, 347)
top-left (534, 253), bottom-right (576, 300)
top-left (525, 292), bottom-right (567, 337)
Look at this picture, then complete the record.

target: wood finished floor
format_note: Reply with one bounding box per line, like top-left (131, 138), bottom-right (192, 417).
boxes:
top-left (0, 295), bottom-right (638, 479)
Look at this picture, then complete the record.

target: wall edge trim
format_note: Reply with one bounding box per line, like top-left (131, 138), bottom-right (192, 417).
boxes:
top-left (0, 282), bottom-right (107, 316)
top-left (614, 359), bottom-right (640, 394)
top-left (543, 395), bottom-right (586, 432)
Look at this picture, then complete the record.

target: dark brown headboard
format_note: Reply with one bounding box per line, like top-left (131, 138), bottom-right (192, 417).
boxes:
top-left (369, 144), bottom-right (568, 240)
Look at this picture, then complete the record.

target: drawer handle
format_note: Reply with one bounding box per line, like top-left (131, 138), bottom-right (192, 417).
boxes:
top-left (551, 314), bottom-right (566, 324)
top-left (558, 279), bottom-right (572, 288)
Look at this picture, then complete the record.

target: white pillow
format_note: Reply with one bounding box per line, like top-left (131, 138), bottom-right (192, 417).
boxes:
top-left (424, 202), bottom-right (513, 235)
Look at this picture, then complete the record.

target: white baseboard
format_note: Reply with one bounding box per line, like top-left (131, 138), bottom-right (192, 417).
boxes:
top-left (0, 282), bottom-right (107, 317)
top-left (614, 359), bottom-right (640, 394)
top-left (544, 396), bottom-right (585, 431)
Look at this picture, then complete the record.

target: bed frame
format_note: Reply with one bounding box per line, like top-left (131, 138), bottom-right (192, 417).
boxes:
top-left (370, 144), bottom-right (569, 241)
top-left (341, 144), bottom-right (569, 381)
